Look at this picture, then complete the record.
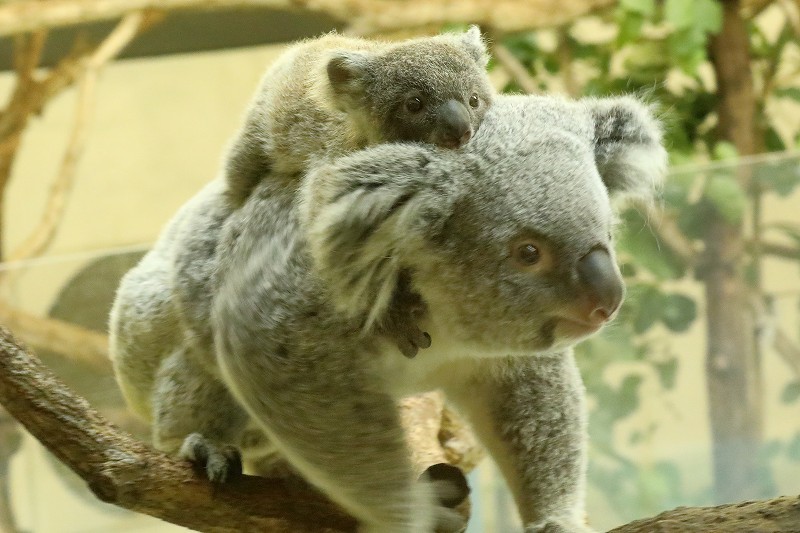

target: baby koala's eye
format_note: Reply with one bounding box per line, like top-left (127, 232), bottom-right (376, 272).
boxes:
top-left (515, 243), bottom-right (541, 265)
top-left (406, 97), bottom-right (424, 113)
top-left (469, 93), bottom-right (480, 108)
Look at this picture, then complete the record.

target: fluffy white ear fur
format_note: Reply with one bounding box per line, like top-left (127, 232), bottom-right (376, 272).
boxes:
top-left (585, 96), bottom-right (668, 203)
top-left (300, 146), bottom-right (438, 331)
top-left (456, 25), bottom-right (490, 67)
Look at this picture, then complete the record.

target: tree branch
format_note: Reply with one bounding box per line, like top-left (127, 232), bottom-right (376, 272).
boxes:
top-left (609, 495), bottom-right (800, 532)
top-left (0, 0), bottom-right (618, 37)
top-left (489, 41), bottom-right (540, 94)
top-left (7, 12), bottom-right (147, 264)
top-left (0, 324), bottom-right (360, 533)
top-left (0, 304), bottom-right (110, 370)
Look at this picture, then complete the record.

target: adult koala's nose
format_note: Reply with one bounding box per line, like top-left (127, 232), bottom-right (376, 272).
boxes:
top-left (576, 248), bottom-right (624, 325)
top-left (436, 99), bottom-right (472, 148)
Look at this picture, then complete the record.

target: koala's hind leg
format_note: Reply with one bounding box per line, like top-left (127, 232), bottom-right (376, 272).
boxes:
top-left (438, 353), bottom-right (596, 533)
top-left (215, 344), bottom-right (463, 533)
top-left (152, 347), bottom-right (249, 483)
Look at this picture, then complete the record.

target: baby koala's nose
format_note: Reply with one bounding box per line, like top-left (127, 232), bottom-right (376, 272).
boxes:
top-left (437, 100), bottom-right (472, 148)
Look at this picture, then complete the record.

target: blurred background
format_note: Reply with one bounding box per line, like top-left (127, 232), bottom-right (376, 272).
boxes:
top-left (0, 0), bottom-right (799, 531)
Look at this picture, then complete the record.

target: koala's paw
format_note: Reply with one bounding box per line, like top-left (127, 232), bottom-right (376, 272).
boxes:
top-left (179, 432), bottom-right (242, 483)
top-left (524, 518), bottom-right (597, 533)
top-left (422, 463), bottom-right (470, 508)
top-left (420, 463), bottom-right (470, 533)
top-left (380, 288), bottom-right (431, 359)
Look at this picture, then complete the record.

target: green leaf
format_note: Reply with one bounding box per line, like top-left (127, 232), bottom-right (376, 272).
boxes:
top-left (775, 87), bottom-right (800, 102)
top-left (660, 293), bottom-right (697, 332)
top-left (655, 358), bottom-right (679, 389)
top-left (787, 433), bottom-right (800, 461)
top-left (665, 0), bottom-right (722, 32)
top-left (676, 202), bottom-right (709, 240)
top-left (765, 127), bottom-right (787, 152)
top-left (617, 209), bottom-right (688, 280)
top-left (781, 381), bottom-right (800, 404)
top-left (615, 375), bottom-right (643, 419)
top-left (617, 11), bottom-right (645, 46)
top-left (703, 173), bottom-right (747, 224)
top-left (621, 0), bottom-right (656, 17)
top-left (712, 141), bottom-right (738, 161)
top-left (665, 0), bottom-right (695, 29)
top-left (695, 0), bottom-right (723, 33)
top-left (754, 162), bottom-right (800, 197)
top-left (631, 285), bottom-right (663, 333)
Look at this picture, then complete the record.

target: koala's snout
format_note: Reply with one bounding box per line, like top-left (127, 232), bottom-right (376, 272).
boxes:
top-left (576, 248), bottom-right (624, 325)
top-left (435, 99), bottom-right (472, 149)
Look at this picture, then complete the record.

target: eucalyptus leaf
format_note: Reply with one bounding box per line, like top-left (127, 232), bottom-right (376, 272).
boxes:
top-left (787, 433), bottom-right (800, 461)
top-left (703, 173), bottom-right (747, 225)
top-left (621, 0), bottom-right (656, 17)
top-left (775, 87), bottom-right (800, 102)
top-left (661, 293), bottom-right (697, 332)
top-left (655, 358), bottom-right (679, 389)
top-left (781, 381), bottom-right (800, 404)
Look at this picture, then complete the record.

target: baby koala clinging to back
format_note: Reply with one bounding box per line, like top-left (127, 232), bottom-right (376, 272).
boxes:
top-left (223, 26), bottom-right (494, 207)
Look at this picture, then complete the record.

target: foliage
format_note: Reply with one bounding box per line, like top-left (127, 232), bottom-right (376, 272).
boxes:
top-left (495, 0), bottom-right (800, 525)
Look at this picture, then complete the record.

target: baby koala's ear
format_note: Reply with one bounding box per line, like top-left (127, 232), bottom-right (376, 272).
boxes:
top-left (585, 96), bottom-right (668, 203)
top-left (456, 25), bottom-right (489, 67)
top-left (326, 51), bottom-right (371, 109)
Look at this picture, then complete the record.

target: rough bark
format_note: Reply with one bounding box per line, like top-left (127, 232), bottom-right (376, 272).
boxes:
top-left (0, 324), bottom-right (798, 531)
top-left (608, 495), bottom-right (800, 533)
top-left (0, 325), bottom-right (358, 533)
top-left (704, 0), bottom-right (763, 505)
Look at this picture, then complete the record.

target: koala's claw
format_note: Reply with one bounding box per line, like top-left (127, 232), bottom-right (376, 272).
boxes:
top-left (179, 432), bottom-right (242, 483)
top-left (381, 283), bottom-right (431, 358)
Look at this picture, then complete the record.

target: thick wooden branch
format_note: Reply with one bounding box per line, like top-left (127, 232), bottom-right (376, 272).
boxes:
top-left (609, 495), bottom-right (800, 532)
top-left (0, 325), bottom-right (359, 533)
top-left (0, 304), bottom-right (110, 369)
top-left (0, 319), bottom-right (799, 532)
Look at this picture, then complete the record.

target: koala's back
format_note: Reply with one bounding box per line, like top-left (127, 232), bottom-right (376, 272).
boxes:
top-left (252, 34), bottom-right (377, 176)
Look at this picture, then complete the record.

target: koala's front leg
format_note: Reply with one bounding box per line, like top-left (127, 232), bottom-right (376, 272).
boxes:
top-left (152, 347), bottom-right (249, 483)
top-left (440, 353), bottom-right (595, 533)
top-left (377, 272), bottom-right (431, 359)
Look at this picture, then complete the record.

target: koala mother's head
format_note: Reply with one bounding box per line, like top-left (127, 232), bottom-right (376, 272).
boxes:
top-left (302, 94), bottom-right (667, 355)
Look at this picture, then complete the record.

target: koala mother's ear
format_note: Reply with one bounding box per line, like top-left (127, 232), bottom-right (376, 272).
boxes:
top-left (585, 96), bottom-right (668, 203)
top-left (300, 144), bottom-right (450, 330)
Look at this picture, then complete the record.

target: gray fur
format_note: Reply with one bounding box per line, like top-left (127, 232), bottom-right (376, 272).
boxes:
top-left (109, 94), bottom-right (666, 532)
top-left (223, 27), bottom-right (493, 207)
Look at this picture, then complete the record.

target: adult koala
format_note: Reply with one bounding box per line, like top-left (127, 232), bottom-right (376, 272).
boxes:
top-left (109, 94), bottom-right (666, 533)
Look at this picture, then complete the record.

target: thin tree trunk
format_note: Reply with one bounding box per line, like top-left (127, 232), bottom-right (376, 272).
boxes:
top-left (705, 0), bottom-right (763, 504)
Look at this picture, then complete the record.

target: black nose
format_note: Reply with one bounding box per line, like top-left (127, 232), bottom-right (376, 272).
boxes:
top-left (576, 248), bottom-right (624, 324)
top-left (437, 99), bottom-right (472, 148)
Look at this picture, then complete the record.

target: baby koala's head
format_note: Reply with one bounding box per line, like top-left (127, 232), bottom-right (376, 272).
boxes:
top-left (326, 26), bottom-right (494, 150)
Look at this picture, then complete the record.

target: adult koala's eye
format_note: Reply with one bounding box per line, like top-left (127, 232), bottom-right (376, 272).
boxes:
top-left (406, 97), bottom-right (424, 113)
top-left (469, 93), bottom-right (480, 108)
top-left (515, 243), bottom-right (541, 265)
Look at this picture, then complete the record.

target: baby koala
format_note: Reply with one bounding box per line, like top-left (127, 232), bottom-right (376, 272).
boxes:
top-left (224, 26), bottom-right (493, 206)
top-left (222, 26), bottom-right (494, 357)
